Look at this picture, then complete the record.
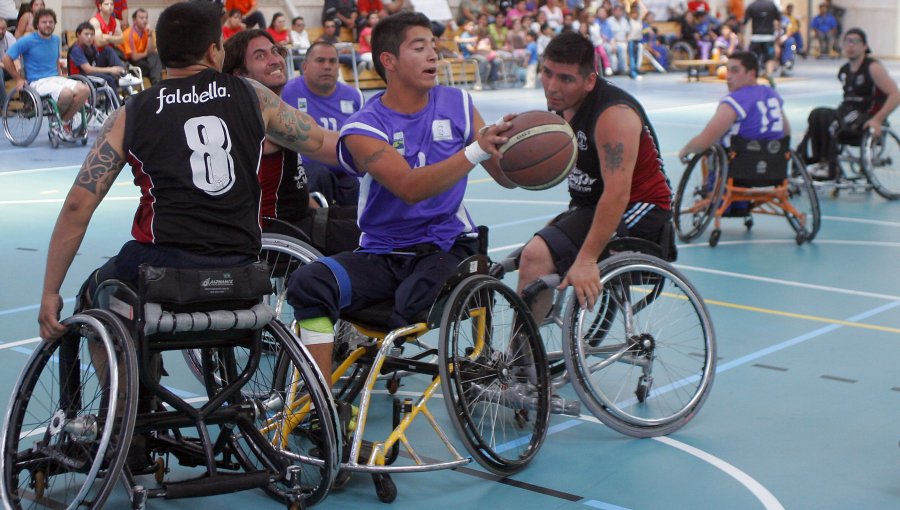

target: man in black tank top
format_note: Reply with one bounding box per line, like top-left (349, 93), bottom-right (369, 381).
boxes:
top-left (517, 32), bottom-right (673, 321)
top-left (804, 28), bottom-right (899, 179)
top-left (38, 1), bottom-right (340, 341)
top-left (223, 29), bottom-right (361, 255)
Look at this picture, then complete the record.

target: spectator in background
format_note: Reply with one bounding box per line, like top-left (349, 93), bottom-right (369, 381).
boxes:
top-left (540, 0), bottom-right (564, 32)
top-left (316, 19), bottom-right (356, 69)
top-left (226, 0), bottom-right (266, 30)
top-left (507, 1), bottom-right (532, 27)
top-left (523, 29), bottom-right (539, 88)
top-left (323, 0), bottom-right (358, 36)
top-left (289, 16), bottom-right (311, 70)
top-left (112, 0), bottom-right (128, 29)
top-left (267, 12), bottom-right (290, 45)
top-left (456, 0), bottom-right (486, 28)
top-left (0, 0), bottom-right (16, 26)
top-left (743, 0), bottom-right (781, 83)
top-left (607, 4), bottom-right (630, 75)
top-left (222, 9), bottom-right (245, 41)
top-left (626, 1), bottom-right (647, 80)
top-left (68, 21), bottom-right (125, 91)
top-left (781, 4), bottom-right (804, 58)
top-left (714, 23), bottom-right (740, 57)
top-left (357, 0), bottom-right (386, 31)
top-left (643, 11), bottom-right (669, 70)
top-left (357, 11), bottom-right (377, 70)
top-left (0, 17), bottom-right (15, 106)
top-left (121, 8), bottom-right (161, 85)
top-left (455, 20), bottom-right (495, 91)
top-left (14, 0), bottom-right (43, 39)
top-left (810, 3), bottom-right (838, 58)
top-left (90, 0), bottom-right (124, 59)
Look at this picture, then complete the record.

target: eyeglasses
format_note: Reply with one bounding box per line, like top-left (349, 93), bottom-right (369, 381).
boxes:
top-left (324, 24), bottom-right (336, 28)
top-left (843, 38), bottom-right (864, 45)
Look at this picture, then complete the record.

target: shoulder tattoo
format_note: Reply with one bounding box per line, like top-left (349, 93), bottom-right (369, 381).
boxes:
top-left (601, 142), bottom-right (624, 173)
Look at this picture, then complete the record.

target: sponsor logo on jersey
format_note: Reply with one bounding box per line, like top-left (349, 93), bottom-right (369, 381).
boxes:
top-left (340, 100), bottom-right (355, 114)
top-left (432, 119), bottom-right (452, 141)
top-left (297, 97), bottom-right (308, 112)
top-left (392, 131), bottom-right (405, 155)
top-left (155, 82), bottom-right (230, 114)
top-left (568, 167), bottom-right (597, 193)
top-left (576, 130), bottom-right (588, 150)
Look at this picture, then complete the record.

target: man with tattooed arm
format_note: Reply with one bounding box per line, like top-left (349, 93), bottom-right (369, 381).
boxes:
top-left (516, 32), bottom-right (674, 335)
top-left (37, 1), bottom-right (339, 342)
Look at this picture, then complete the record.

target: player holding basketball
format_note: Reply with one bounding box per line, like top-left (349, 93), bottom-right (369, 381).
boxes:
top-left (285, 12), bottom-right (515, 384)
top-left (517, 31), bottom-right (673, 320)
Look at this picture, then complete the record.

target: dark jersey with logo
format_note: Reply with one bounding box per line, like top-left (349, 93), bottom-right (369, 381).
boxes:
top-left (259, 149), bottom-right (310, 222)
top-left (839, 57), bottom-right (887, 116)
top-left (564, 78), bottom-right (671, 210)
top-left (744, 0), bottom-right (780, 36)
top-left (123, 68), bottom-right (266, 257)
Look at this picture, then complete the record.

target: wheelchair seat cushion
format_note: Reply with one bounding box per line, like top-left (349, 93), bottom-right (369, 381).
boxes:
top-left (727, 135), bottom-right (791, 187)
top-left (139, 261), bottom-right (273, 305)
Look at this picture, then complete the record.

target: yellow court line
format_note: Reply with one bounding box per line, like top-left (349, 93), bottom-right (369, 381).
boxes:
top-left (704, 298), bottom-right (900, 334)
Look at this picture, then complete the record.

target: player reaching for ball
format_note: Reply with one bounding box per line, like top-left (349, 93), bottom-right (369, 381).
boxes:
top-left (285, 12), bottom-right (516, 386)
top-left (517, 31), bottom-right (675, 319)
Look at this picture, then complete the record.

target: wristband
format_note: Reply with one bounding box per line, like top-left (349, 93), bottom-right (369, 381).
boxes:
top-left (464, 141), bottom-right (491, 165)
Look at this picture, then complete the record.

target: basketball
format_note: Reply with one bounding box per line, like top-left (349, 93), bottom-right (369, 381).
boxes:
top-left (716, 65), bottom-right (727, 80)
top-left (497, 111), bottom-right (578, 190)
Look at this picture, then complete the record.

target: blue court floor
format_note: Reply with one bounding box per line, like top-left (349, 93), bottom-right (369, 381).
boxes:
top-left (1, 57), bottom-right (898, 510)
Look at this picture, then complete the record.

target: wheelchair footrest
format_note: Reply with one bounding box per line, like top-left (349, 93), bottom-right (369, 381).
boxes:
top-left (162, 471), bottom-right (271, 499)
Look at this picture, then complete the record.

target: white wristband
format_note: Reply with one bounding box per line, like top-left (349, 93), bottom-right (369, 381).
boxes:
top-left (464, 141), bottom-right (491, 165)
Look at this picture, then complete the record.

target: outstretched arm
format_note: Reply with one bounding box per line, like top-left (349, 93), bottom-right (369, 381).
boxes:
top-left (39, 108), bottom-right (128, 340)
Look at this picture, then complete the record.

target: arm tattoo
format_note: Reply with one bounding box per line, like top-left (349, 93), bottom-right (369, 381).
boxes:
top-left (75, 108), bottom-right (124, 197)
top-left (601, 142), bottom-right (625, 173)
top-left (252, 78), bottom-right (313, 146)
top-left (358, 146), bottom-right (388, 174)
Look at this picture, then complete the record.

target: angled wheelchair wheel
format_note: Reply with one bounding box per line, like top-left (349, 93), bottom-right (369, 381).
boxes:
top-left (439, 275), bottom-right (550, 476)
top-left (229, 320), bottom-right (340, 507)
top-left (3, 86), bottom-right (43, 147)
top-left (69, 75), bottom-right (120, 129)
top-left (786, 151), bottom-right (821, 243)
top-left (669, 41), bottom-right (695, 62)
top-left (674, 146), bottom-right (726, 242)
top-left (1, 310), bottom-right (138, 510)
top-left (562, 253), bottom-right (716, 438)
top-left (861, 128), bottom-right (900, 200)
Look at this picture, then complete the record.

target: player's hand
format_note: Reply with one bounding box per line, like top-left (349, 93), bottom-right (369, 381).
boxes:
top-left (678, 147), bottom-right (691, 164)
top-left (38, 292), bottom-right (67, 341)
top-left (559, 258), bottom-right (601, 311)
top-left (476, 112), bottom-right (517, 159)
top-left (15, 79), bottom-right (26, 91)
top-left (864, 119), bottom-right (883, 138)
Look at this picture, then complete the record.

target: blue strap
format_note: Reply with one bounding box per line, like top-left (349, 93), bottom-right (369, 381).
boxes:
top-left (317, 257), bottom-right (352, 310)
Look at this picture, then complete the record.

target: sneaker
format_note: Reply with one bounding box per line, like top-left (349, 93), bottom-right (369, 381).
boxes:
top-left (119, 74), bottom-right (142, 88)
top-left (808, 162), bottom-right (833, 181)
top-left (604, 67), bottom-right (613, 77)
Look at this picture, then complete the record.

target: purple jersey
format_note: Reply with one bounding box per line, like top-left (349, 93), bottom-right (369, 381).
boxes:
top-left (281, 78), bottom-right (365, 172)
top-left (338, 85), bottom-right (477, 253)
top-left (720, 84), bottom-right (786, 146)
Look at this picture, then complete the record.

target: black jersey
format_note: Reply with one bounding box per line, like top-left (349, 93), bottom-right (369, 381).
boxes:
top-left (839, 57), bottom-right (887, 116)
top-left (259, 149), bottom-right (310, 223)
top-left (744, 0), bottom-right (780, 37)
top-left (123, 68), bottom-right (266, 258)
top-left (563, 79), bottom-right (671, 210)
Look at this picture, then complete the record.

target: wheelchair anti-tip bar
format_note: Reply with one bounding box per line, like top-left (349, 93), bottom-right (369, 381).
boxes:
top-left (143, 303), bottom-right (275, 335)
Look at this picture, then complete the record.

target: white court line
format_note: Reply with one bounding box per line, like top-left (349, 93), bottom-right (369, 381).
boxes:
top-left (0, 165), bottom-right (80, 176)
top-left (676, 264), bottom-right (900, 301)
top-left (0, 196), bottom-right (137, 206)
top-left (465, 198), bottom-right (568, 205)
top-left (821, 215), bottom-right (900, 228)
top-left (0, 337), bottom-right (41, 350)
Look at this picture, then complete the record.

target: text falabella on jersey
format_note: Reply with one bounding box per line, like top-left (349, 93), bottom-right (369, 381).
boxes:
top-left (155, 82), bottom-right (230, 114)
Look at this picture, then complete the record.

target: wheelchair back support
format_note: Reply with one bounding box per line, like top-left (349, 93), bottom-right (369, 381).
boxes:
top-left (727, 135), bottom-right (791, 187)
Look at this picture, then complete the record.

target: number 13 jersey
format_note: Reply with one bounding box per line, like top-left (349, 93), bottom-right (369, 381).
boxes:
top-left (123, 68), bottom-right (266, 258)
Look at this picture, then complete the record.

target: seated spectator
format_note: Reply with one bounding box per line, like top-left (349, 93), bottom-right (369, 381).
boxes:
top-left (2, 8), bottom-right (90, 141)
top-left (289, 16), bottom-right (311, 70)
top-left (223, 9), bottom-right (245, 41)
top-left (540, 0), bottom-right (564, 32)
top-left (781, 3), bottom-right (804, 58)
top-left (68, 21), bottom-right (125, 91)
top-left (14, 0), bottom-right (42, 39)
top-left (357, 0), bottom-right (386, 32)
top-left (714, 23), bottom-right (740, 58)
top-left (455, 21), bottom-right (497, 90)
top-left (90, 0), bottom-right (124, 59)
top-left (111, 0), bottom-right (128, 29)
top-left (811, 3), bottom-right (838, 58)
top-left (643, 11), bottom-right (670, 70)
top-left (0, 17), bottom-right (15, 106)
top-left (267, 12), bottom-right (290, 45)
top-left (120, 8), bottom-right (161, 85)
top-left (316, 20), bottom-right (355, 69)
top-left (323, 0), bottom-right (358, 36)
top-left (357, 12), bottom-right (377, 70)
top-left (225, 0), bottom-right (265, 30)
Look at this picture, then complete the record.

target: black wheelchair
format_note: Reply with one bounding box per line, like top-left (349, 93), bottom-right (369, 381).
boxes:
top-left (797, 123), bottom-right (900, 200)
top-left (227, 228), bottom-right (550, 503)
top-left (674, 136), bottom-right (821, 246)
top-left (493, 235), bottom-right (716, 438)
top-left (1, 261), bottom-right (341, 509)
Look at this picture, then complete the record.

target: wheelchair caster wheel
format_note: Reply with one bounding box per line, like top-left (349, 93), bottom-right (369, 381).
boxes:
top-left (635, 376), bottom-right (652, 403)
top-left (708, 229), bottom-right (721, 247)
top-left (33, 470), bottom-right (46, 500)
top-left (795, 231), bottom-right (808, 245)
top-left (514, 409), bottom-right (529, 429)
top-left (48, 131), bottom-right (59, 148)
top-left (287, 500), bottom-right (306, 510)
top-left (153, 457), bottom-right (165, 483)
top-left (386, 378), bottom-right (400, 395)
top-left (744, 217), bottom-right (753, 231)
top-left (373, 473), bottom-right (397, 503)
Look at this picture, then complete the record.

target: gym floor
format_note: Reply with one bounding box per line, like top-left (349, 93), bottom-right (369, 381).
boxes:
top-left (1, 57), bottom-right (898, 510)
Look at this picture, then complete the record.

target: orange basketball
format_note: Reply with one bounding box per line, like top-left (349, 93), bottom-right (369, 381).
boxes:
top-left (497, 111), bottom-right (577, 190)
top-left (716, 65), bottom-right (727, 80)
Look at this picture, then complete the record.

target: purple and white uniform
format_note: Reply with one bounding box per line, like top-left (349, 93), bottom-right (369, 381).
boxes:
top-left (338, 85), bottom-right (478, 253)
top-left (720, 84), bottom-right (786, 146)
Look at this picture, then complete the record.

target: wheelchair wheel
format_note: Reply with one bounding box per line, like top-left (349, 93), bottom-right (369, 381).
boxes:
top-left (861, 128), bottom-right (900, 200)
top-left (228, 320), bottom-right (340, 507)
top-left (439, 275), bottom-right (550, 476)
top-left (3, 86), bottom-right (42, 147)
top-left (69, 75), bottom-right (120, 129)
top-left (673, 146), bottom-right (727, 242)
top-left (562, 253), bottom-right (716, 437)
top-left (669, 41), bottom-right (695, 62)
top-left (1, 310), bottom-right (138, 509)
top-left (786, 150), bottom-right (821, 243)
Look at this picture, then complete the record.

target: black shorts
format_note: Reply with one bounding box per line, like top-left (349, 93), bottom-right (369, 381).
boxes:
top-left (536, 203), bottom-right (673, 276)
top-left (749, 41), bottom-right (776, 62)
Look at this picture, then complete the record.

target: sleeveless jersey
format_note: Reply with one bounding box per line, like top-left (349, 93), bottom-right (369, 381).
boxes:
top-left (839, 57), bottom-right (887, 116)
top-left (123, 68), bottom-right (266, 257)
top-left (259, 149), bottom-right (310, 223)
top-left (94, 12), bottom-right (117, 45)
top-left (565, 79), bottom-right (671, 210)
top-left (337, 85), bottom-right (477, 252)
top-left (720, 84), bottom-right (786, 146)
top-left (281, 78), bottom-right (365, 174)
